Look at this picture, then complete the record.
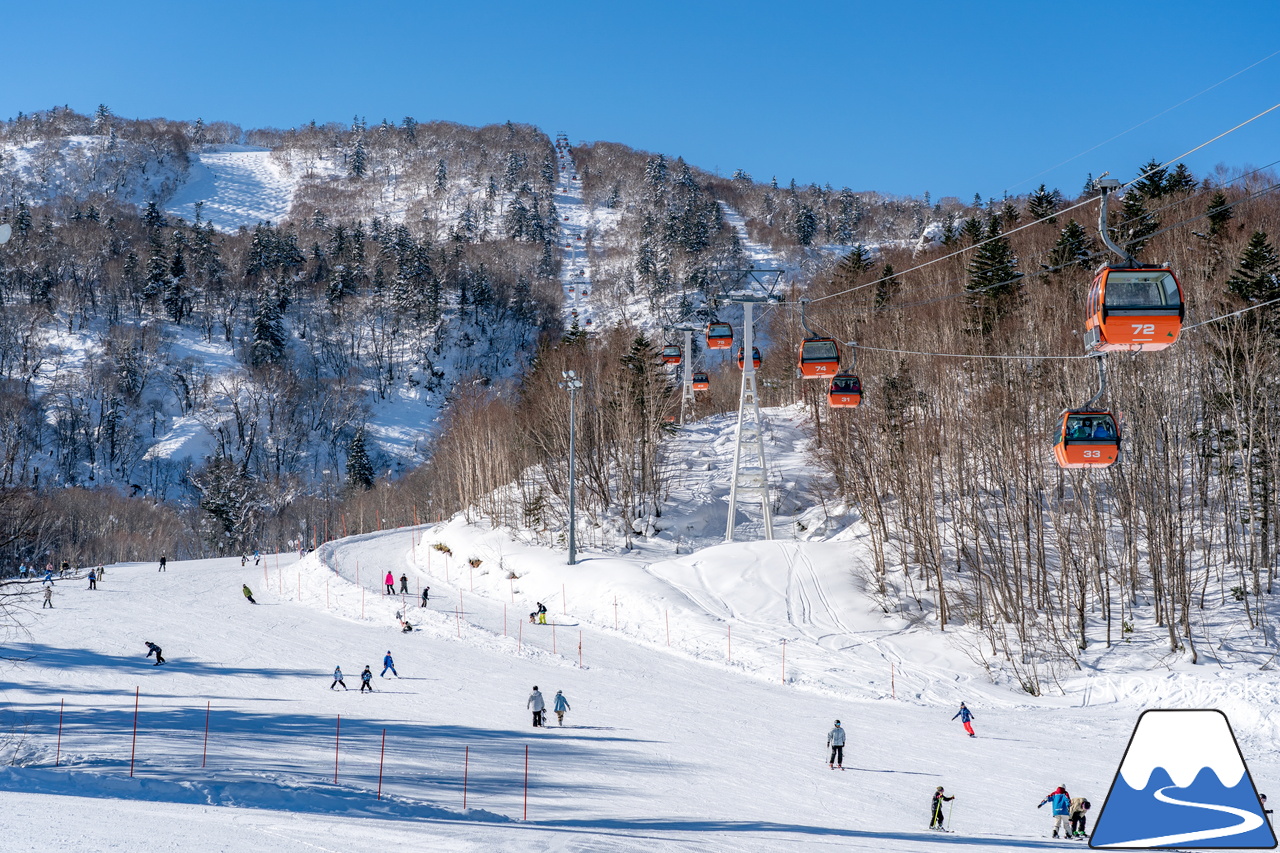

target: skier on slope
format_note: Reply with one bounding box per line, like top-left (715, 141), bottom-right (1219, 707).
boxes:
top-left (952, 702), bottom-right (976, 737)
top-left (553, 690), bottom-right (571, 725)
top-left (42, 586), bottom-right (53, 608)
top-left (528, 686), bottom-right (546, 727)
top-left (331, 666), bottom-right (348, 690)
top-left (421, 587), bottom-right (430, 606)
top-left (399, 573), bottom-right (409, 594)
top-left (381, 651), bottom-right (398, 677)
top-left (931, 786), bottom-right (955, 830)
top-left (827, 720), bottom-right (846, 770)
top-left (537, 602), bottom-right (548, 624)
top-left (384, 571), bottom-right (395, 595)
top-left (87, 567), bottom-right (97, 590)
top-left (360, 666), bottom-right (374, 692)
top-left (159, 554), bottom-right (167, 572)
top-left (145, 641), bottom-right (165, 665)
top-left (242, 584), bottom-right (257, 604)
top-left (1037, 785), bottom-right (1072, 838)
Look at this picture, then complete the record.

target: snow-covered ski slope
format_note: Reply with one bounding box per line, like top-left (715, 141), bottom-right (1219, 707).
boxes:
top-left (166, 145), bottom-right (297, 231)
top-left (5, 408), bottom-right (1280, 852)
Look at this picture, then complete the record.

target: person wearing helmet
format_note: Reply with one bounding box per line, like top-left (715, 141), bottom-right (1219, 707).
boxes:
top-left (827, 720), bottom-right (846, 770)
top-left (931, 786), bottom-right (955, 830)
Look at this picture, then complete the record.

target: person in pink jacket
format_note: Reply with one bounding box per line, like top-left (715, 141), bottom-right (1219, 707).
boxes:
top-left (384, 571), bottom-right (395, 595)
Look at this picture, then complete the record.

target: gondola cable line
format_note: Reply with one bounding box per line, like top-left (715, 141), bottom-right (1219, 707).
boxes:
top-left (1000, 47), bottom-right (1280, 196)
top-left (805, 101), bottom-right (1280, 306)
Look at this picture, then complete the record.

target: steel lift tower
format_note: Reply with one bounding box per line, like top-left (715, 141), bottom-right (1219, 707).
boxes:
top-left (713, 269), bottom-right (782, 542)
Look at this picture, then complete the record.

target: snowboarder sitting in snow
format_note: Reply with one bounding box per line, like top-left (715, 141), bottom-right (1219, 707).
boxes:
top-left (553, 690), bottom-right (570, 725)
top-left (1038, 785), bottom-right (1072, 838)
top-left (828, 720), bottom-right (846, 769)
top-left (1068, 795), bottom-right (1091, 839)
top-left (360, 666), bottom-right (374, 692)
top-left (931, 786), bottom-right (954, 830)
top-left (537, 602), bottom-right (548, 624)
top-left (145, 642), bottom-right (165, 665)
top-left (529, 610), bottom-right (538, 624)
top-left (242, 584), bottom-right (257, 604)
top-left (952, 702), bottom-right (976, 737)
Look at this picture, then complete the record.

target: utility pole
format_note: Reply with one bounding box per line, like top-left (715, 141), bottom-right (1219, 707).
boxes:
top-left (559, 370), bottom-right (583, 564)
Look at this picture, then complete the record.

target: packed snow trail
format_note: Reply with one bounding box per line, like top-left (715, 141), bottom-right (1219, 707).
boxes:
top-left (0, 544), bottom-right (1185, 853)
top-left (166, 145), bottom-right (296, 231)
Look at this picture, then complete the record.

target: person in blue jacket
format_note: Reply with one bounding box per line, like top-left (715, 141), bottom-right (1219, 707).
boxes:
top-left (1038, 785), bottom-right (1072, 838)
top-left (553, 690), bottom-right (571, 726)
top-left (952, 702), bottom-right (975, 737)
top-left (381, 651), bottom-right (398, 677)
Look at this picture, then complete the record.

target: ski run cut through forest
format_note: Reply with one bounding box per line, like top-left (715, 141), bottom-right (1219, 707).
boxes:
top-left (3, 103), bottom-right (1280, 852)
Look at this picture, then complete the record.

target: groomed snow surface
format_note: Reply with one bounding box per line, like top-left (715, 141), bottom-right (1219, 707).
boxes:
top-left (5, 498), bottom-right (1279, 851)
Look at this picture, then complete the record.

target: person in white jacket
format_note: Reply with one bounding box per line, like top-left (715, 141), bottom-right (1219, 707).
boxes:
top-left (827, 720), bottom-right (846, 769)
top-left (528, 686), bottom-right (546, 727)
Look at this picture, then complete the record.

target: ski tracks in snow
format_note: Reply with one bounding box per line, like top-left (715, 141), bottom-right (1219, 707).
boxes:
top-left (166, 146), bottom-right (296, 232)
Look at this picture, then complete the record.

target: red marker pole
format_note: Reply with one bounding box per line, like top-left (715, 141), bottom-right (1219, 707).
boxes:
top-left (129, 687), bottom-right (139, 777)
top-left (376, 729), bottom-right (386, 800)
top-left (523, 744), bottom-right (529, 821)
top-left (55, 699), bottom-right (64, 767)
top-left (462, 745), bottom-right (470, 810)
top-left (333, 715), bottom-right (341, 784)
top-left (202, 701), bottom-right (210, 768)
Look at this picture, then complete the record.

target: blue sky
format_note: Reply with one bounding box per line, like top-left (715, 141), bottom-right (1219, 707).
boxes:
top-left (5, 0), bottom-right (1279, 198)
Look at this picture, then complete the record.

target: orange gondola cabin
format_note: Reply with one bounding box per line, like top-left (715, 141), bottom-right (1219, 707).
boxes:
top-left (706, 323), bottom-right (734, 349)
top-left (827, 373), bottom-right (862, 408)
top-left (1054, 411), bottom-right (1120, 469)
top-left (691, 371), bottom-right (709, 391)
top-left (798, 337), bottom-right (841, 378)
top-left (1084, 265), bottom-right (1184, 353)
top-left (660, 345), bottom-right (682, 365)
top-left (737, 346), bottom-right (761, 370)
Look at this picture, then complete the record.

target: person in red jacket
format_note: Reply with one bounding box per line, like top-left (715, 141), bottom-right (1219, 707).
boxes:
top-left (384, 571), bottom-right (395, 595)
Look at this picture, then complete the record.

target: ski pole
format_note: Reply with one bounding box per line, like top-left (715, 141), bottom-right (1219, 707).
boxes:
top-left (948, 798), bottom-right (954, 830)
